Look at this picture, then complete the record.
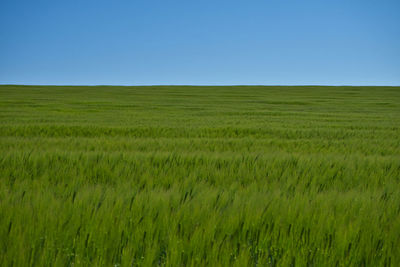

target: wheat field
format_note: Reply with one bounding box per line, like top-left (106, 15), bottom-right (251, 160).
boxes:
top-left (1, 85), bottom-right (399, 266)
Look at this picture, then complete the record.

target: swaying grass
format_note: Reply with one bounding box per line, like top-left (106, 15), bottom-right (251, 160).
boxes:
top-left (0, 85), bottom-right (399, 266)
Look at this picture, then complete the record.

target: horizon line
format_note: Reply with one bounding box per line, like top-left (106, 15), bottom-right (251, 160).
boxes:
top-left (1, 83), bottom-right (400, 87)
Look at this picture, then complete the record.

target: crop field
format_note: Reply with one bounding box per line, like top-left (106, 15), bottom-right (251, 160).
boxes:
top-left (0, 85), bottom-right (399, 266)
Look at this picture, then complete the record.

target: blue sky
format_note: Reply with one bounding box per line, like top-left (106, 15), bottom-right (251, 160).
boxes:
top-left (0, 0), bottom-right (399, 85)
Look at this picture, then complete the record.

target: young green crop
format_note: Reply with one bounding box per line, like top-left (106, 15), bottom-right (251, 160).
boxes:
top-left (0, 85), bottom-right (399, 266)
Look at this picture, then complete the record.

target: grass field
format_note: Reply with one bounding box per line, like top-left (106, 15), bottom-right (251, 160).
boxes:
top-left (0, 85), bottom-right (399, 266)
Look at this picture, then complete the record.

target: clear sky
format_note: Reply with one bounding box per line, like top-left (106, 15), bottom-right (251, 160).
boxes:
top-left (1, 0), bottom-right (399, 85)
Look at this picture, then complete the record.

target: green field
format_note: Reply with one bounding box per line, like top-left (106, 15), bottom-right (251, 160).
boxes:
top-left (1, 85), bottom-right (399, 266)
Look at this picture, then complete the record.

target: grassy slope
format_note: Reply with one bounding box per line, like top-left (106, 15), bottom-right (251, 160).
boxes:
top-left (0, 85), bottom-right (399, 266)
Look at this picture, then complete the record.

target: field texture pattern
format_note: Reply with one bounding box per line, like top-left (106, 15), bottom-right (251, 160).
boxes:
top-left (0, 85), bottom-right (400, 266)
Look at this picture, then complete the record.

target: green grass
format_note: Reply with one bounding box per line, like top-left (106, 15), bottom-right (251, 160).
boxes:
top-left (0, 85), bottom-right (399, 266)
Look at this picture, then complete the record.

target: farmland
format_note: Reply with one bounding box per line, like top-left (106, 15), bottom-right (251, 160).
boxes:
top-left (0, 85), bottom-right (399, 266)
